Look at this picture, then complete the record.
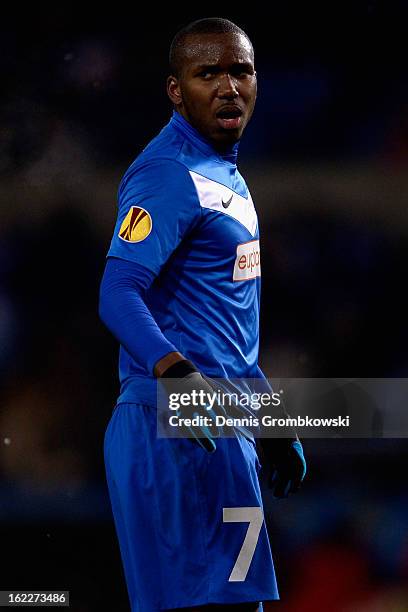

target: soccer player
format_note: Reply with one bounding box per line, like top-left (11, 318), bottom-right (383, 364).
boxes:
top-left (99, 18), bottom-right (306, 612)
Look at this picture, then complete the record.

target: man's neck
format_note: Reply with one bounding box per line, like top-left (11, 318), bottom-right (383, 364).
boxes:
top-left (172, 110), bottom-right (239, 163)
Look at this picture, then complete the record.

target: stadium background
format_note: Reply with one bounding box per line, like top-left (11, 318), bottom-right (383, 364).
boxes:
top-left (1, 4), bottom-right (407, 610)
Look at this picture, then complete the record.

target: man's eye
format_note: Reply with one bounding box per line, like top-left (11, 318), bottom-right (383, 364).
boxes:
top-left (232, 68), bottom-right (251, 78)
top-left (199, 71), bottom-right (215, 79)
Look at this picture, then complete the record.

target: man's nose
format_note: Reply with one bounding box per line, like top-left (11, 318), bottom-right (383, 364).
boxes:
top-left (217, 73), bottom-right (239, 99)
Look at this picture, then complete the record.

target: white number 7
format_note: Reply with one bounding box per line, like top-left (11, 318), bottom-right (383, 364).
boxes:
top-left (223, 507), bottom-right (264, 582)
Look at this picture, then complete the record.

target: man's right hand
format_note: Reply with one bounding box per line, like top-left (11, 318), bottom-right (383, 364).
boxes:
top-left (158, 357), bottom-right (226, 452)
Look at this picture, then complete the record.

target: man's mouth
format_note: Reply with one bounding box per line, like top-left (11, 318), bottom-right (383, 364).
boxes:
top-left (215, 106), bottom-right (243, 130)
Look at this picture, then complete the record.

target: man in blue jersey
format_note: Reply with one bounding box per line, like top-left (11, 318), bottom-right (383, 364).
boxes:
top-left (100, 17), bottom-right (306, 612)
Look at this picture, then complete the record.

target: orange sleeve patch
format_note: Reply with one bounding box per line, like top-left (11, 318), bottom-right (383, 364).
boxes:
top-left (118, 206), bottom-right (152, 243)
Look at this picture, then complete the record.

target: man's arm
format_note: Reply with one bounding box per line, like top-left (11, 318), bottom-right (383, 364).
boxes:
top-left (154, 351), bottom-right (185, 377)
top-left (99, 256), bottom-right (221, 452)
top-left (99, 256), bottom-right (181, 375)
top-left (254, 366), bottom-right (307, 497)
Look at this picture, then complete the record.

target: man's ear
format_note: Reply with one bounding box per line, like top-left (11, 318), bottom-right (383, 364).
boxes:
top-left (167, 75), bottom-right (182, 107)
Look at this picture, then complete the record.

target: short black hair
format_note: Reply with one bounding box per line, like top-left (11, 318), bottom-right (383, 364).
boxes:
top-left (169, 17), bottom-right (253, 77)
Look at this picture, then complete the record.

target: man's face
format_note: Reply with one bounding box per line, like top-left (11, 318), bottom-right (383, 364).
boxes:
top-left (167, 32), bottom-right (257, 152)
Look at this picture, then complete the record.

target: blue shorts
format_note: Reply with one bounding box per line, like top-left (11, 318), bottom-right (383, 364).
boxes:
top-left (104, 403), bottom-right (279, 611)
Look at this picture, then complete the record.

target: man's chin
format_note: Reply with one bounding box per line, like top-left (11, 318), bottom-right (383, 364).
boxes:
top-left (212, 130), bottom-right (242, 151)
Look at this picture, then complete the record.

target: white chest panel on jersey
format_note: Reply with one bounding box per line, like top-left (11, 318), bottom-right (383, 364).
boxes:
top-left (188, 170), bottom-right (258, 238)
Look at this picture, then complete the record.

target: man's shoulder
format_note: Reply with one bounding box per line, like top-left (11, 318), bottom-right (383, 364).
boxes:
top-left (119, 123), bottom-right (192, 192)
top-left (138, 120), bottom-right (184, 165)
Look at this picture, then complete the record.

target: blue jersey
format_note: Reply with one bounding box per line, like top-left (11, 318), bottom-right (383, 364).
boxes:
top-left (104, 113), bottom-right (279, 610)
top-left (108, 111), bottom-right (262, 405)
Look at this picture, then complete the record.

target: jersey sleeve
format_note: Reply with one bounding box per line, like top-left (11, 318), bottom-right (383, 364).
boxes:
top-left (107, 159), bottom-right (201, 274)
top-left (99, 257), bottom-right (178, 374)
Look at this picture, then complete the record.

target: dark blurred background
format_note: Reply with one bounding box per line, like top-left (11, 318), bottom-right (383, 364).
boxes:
top-left (1, 4), bottom-right (408, 610)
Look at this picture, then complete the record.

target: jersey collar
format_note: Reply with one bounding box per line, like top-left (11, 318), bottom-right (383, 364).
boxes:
top-left (170, 111), bottom-right (239, 165)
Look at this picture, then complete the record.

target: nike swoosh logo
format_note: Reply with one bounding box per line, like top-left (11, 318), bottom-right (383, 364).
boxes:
top-left (221, 194), bottom-right (233, 208)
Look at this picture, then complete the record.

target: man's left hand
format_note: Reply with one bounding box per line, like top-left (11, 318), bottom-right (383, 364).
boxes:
top-left (260, 438), bottom-right (307, 498)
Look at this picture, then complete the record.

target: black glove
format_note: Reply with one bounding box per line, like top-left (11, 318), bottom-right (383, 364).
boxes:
top-left (159, 359), bottom-right (227, 452)
top-left (259, 437), bottom-right (306, 498)
top-left (252, 379), bottom-right (306, 498)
